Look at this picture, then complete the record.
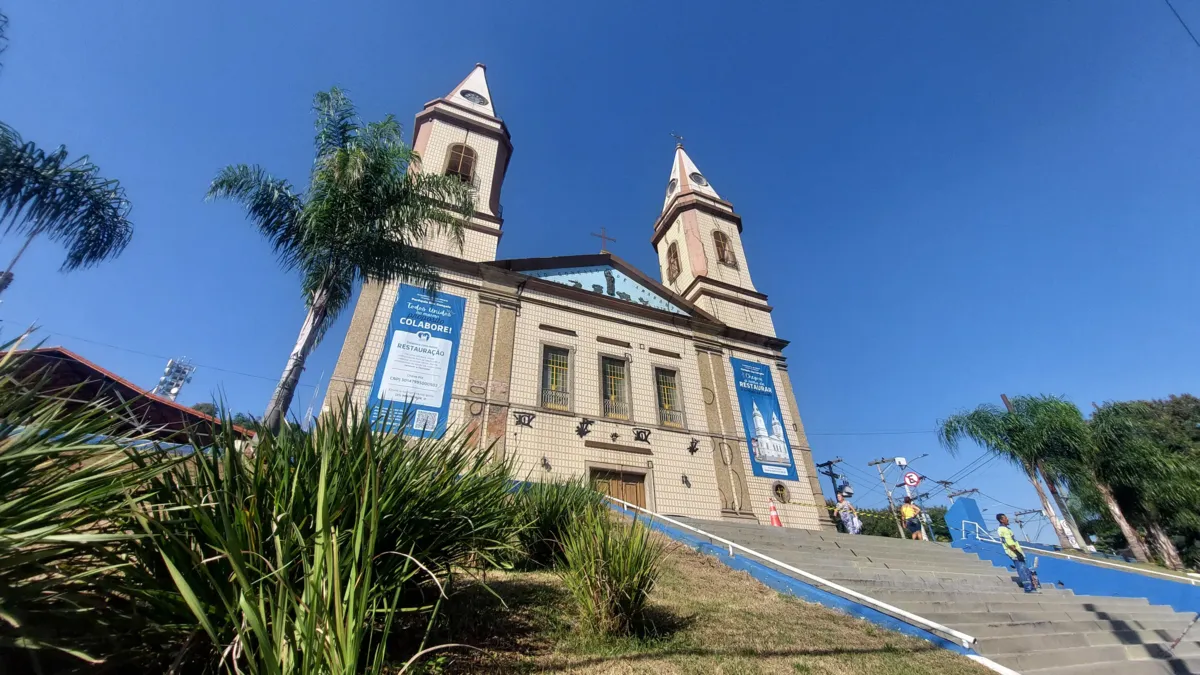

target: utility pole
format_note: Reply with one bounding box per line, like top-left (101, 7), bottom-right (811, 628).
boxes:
top-left (1013, 508), bottom-right (1042, 542)
top-left (868, 457), bottom-right (905, 537)
top-left (948, 488), bottom-right (979, 504)
top-left (815, 458), bottom-right (844, 499)
top-left (1001, 394), bottom-right (1083, 550)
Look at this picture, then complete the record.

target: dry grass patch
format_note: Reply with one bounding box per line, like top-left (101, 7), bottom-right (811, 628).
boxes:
top-left (434, 540), bottom-right (992, 675)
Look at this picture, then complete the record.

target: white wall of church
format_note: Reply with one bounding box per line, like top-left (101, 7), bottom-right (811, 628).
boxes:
top-left (504, 291), bottom-right (724, 520)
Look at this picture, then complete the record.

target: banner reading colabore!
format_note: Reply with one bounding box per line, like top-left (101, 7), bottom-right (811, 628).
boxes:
top-left (368, 284), bottom-right (465, 437)
top-left (730, 357), bottom-right (798, 481)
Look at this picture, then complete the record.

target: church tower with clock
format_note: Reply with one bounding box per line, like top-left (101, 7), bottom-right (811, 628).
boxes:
top-left (654, 144), bottom-right (776, 337)
top-left (327, 66), bottom-right (834, 532)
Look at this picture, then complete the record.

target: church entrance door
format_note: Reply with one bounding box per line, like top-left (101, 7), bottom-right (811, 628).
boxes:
top-left (590, 469), bottom-right (646, 509)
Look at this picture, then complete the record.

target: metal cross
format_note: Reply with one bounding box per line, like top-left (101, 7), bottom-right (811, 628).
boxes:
top-left (590, 227), bottom-right (617, 253)
top-left (670, 131), bottom-right (685, 146)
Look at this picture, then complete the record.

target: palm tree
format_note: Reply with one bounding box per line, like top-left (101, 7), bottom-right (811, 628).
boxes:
top-left (937, 395), bottom-right (1082, 550)
top-left (0, 124), bottom-right (133, 297)
top-left (208, 88), bottom-right (473, 432)
top-left (1083, 402), bottom-right (1200, 569)
top-left (1033, 401), bottom-right (1153, 563)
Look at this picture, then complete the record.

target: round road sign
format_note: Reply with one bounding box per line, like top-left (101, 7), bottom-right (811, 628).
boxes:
top-left (903, 471), bottom-right (921, 487)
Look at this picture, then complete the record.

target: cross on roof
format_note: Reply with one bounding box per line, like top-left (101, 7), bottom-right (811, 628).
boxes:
top-left (671, 131), bottom-right (685, 147)
top-left (590, 227), bottom-right (617, 253)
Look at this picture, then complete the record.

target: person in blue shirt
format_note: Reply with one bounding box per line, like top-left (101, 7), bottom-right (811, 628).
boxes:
top-left (997, 513), bottom-right (1036, 593)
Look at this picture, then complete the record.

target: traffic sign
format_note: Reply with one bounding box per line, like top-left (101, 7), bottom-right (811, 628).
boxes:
top-left (903, 471), bottom-right (921, 487)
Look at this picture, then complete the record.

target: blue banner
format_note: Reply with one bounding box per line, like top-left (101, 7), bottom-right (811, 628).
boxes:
top-left (730, 357), bottom-right (798, 481)
top-left (368, 284), bottom-right (465, 437)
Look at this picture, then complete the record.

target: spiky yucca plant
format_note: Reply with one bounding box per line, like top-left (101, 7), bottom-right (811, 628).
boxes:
top-left (0, 344), bottom-right (176, 669)
top-left (126, 402), bottom-right (518, 673)
top-left (511, 478), bottom-right (604, 568)
top-left (559, 510), bottom-right (666, 637)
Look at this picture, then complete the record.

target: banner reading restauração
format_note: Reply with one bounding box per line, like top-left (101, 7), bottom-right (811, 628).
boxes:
top-left (729, 357), bottom-right (798, 481)
top-left (367, 284), bottom-right (465, 437)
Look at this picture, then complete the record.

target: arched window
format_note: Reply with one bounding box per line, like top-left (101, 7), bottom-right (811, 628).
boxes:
top-left (713, 231), bottom-right (737, 267)
top-left (445, 144), bottom-right (477, 183)
top-left (666, 243), bottom-right (681, 282)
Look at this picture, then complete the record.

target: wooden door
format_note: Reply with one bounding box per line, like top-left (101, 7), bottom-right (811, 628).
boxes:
top-left (590, 469), bottom-right (646, 509)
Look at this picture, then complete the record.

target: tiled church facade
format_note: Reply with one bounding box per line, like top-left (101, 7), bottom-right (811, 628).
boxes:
top-left (324, 65), bottom-right (833, 531)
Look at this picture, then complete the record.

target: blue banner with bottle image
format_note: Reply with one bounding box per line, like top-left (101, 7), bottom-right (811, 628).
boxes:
top-left (368, 284), bottom-right (465, 437)
top-left (729, 357), bottom-right (798, 481)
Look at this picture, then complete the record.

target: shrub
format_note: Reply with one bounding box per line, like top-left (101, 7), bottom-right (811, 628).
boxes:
top-left (0, 345), bottom-right (179, 670)
top-left (511, 478), bottom-right (604, 568)
top-left (559, 509), bottom-right (666, 637)
top-left (121, 402), bottom-right (520, 672)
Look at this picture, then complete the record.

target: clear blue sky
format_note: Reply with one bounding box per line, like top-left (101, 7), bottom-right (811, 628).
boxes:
top-left (4, 2), bottom-right (1200, 540)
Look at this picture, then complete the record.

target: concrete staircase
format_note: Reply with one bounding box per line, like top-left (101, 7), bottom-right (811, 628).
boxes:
top-left (676, 517), bottom-right (1200, 674)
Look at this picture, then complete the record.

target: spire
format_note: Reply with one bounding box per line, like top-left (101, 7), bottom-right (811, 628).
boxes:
top-left (662, 143), bottom-right (720, 212)
top-left (445, 63), bottom-right (497, 118)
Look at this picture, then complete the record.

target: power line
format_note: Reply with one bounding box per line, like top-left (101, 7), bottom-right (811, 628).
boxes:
top-left (1164, 0), bottom-right (1200, 50)
top-left (976, 490), bottom-right (1034, 513)
top-left (924, 453), bottom-right (1003, 501)
top-left (925, 452), bottom-right (997, 499)
top-left (7, 324), bottom-right (317, 390)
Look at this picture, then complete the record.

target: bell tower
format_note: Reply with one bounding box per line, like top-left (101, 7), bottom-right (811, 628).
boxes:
top-left (653, 145), bottom-right (775, 336)
top-left (411, 64), bottom-right (512, 262)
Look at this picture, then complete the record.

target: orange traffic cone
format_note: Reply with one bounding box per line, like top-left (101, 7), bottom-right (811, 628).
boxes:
top-left (768, 500), bottom-right (783, 527)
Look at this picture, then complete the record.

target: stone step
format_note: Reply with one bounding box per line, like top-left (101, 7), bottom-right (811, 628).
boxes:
top-left (921, 609), bottom-right (1196, 627)
top-left (841, 577), bottom-right (1066, 595)
top-left (758, 547), bottom-right (999, 570)
top-left (992, 642), bottom-right (1200, 671)
top-left (978, 631), bottom-right (1200, 657)
top-left (1024, 655), bottom-right (1200, 674)
top-left (755, 561), bottom-right (1016, 586)
top-left (763, 552), bottom-right (998, 571)
top-left (864, 587), bottom-right (1077, 601)
top-left (871, 590), bottom-right (1142, 607)
top-left (722, 534), bottom-right (964, 555)
top-left (874, 589), bottom-right (1146, 605)
top-left (762, 560), bottom-right (1017, 584)
top-left (892, 599), bottom-right (1182, 616)
top-left (956, 618), bottom-right (1197, 639)
top-left (733, 540), bottom-right (979, 563)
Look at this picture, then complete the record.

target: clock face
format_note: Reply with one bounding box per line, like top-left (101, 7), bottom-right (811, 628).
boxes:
top-left (688, 172), bottom-right (708, 187)
top-left (666, 178), bottom-right (678, 197)
top-left (460, 90), bottom-right (488, 106)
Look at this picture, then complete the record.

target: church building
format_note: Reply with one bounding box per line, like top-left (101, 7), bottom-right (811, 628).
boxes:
top-left (325, 65), bottom-right (833, 531)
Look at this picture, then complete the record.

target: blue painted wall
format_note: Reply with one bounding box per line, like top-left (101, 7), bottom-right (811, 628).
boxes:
top-left (953, 536), bottom-right (1200, 616)
top-left (945, 497), bottom-right (986, 542)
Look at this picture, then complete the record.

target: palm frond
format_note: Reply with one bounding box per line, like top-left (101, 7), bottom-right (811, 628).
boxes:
top-left (312, 86), bottom-right (358, 162)
top-left (0, 130), bottom-right (133, 269)
top-left (206, 164), bottom-right (304, 271)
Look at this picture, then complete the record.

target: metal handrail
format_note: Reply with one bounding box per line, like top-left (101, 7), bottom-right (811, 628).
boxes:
top-left (962, 520), bottom-right (1200, 586)
top-left (605, 495), bottom-right (978, 650)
